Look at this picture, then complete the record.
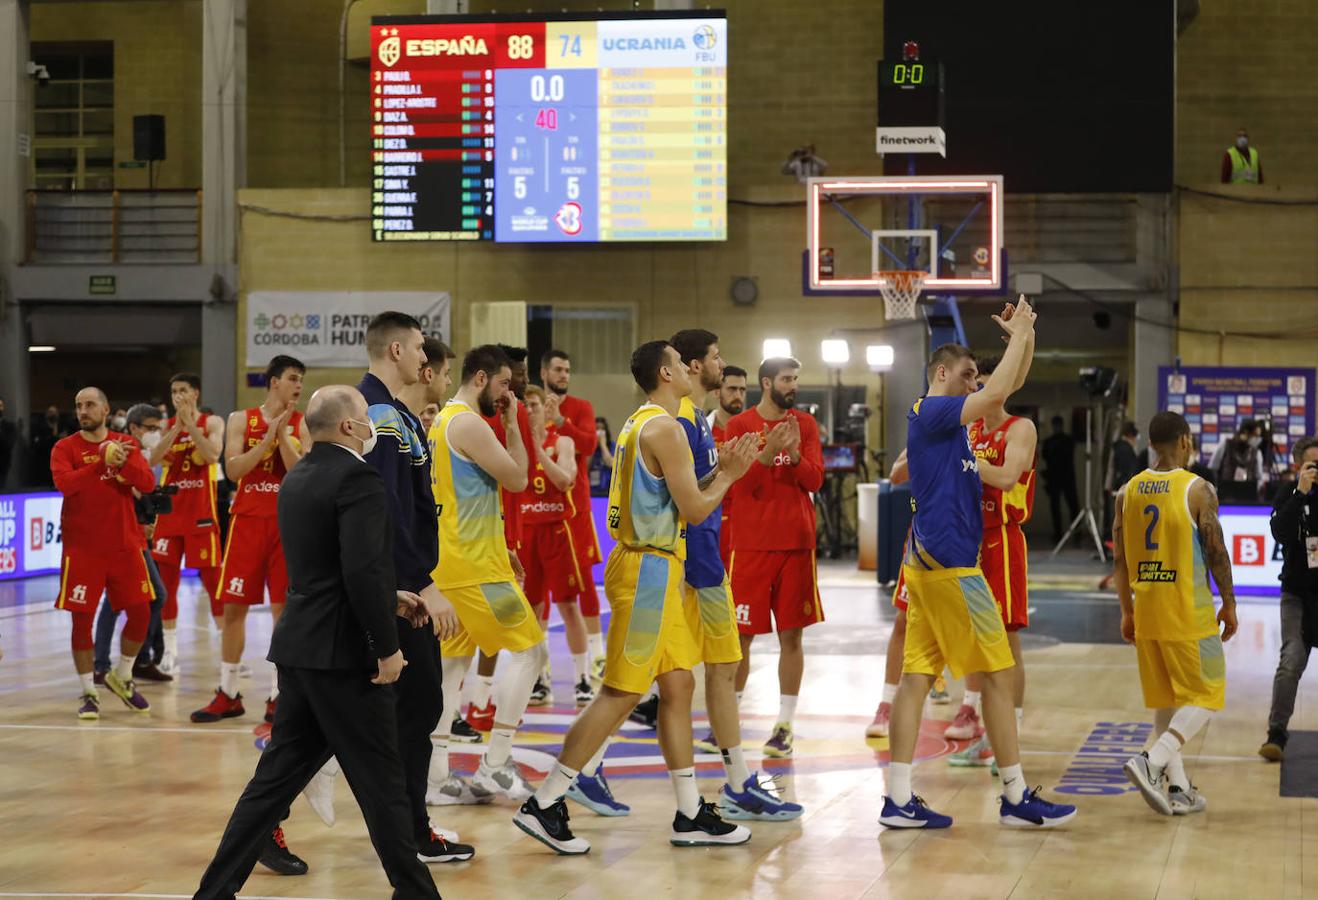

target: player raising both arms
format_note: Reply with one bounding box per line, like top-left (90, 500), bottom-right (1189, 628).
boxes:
top-left (514, 340), bottom-right (759, 854)
top-left (150, 372), bottom-right (225, 676)
top-left (947, 351), bottom-right (1037, 769)
top-left (192, 356), bottom-right (310, 724)
top-left (1114, 411), bottom-right (1237, 816)
top-left (881, 297), bottom-right (1075, 830)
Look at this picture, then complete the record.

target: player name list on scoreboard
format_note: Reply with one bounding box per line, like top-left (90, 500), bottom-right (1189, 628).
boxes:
top-left (370, 15), bottom-right (727, 243)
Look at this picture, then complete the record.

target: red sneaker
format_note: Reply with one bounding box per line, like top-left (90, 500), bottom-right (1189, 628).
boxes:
top-left (466, 701), bottom-right (496, 732)
top-left (866, 701), bottom-right (891, 738)
top-left (944, 704), bottom-right (983, 740)
top-left (265, 696), bottom-right (278, 724)
top-left (191, 689), bottom-right (245, 723)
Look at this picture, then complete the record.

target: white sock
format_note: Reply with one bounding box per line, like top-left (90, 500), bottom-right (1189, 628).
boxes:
top-left (163, 630), bottom-right (178, 656)
top-left (722, 745), bottom-right (751, 789)
top-left (1165, 751), bottom-right (1190, 791)
top-left (1015, 707), bottom-right (1024, 733)
top-left (486, 727), bottom-right (516, 769)
top-left (431, 737), bottom-right (450, 782)
top-left (220, 662), bottom-right (240, 697)
top-left (269, 667), bottom-right (280, 701)
top-left (115, 653), bottom-right (136, 682)
top-left (572, 652), bottom-right (589, 684)
top-left (777, 694), bottom-right (798, 727)
top-left (670, 767), bottom-right (700, 818)
top-left (534, 763), bottom-right (578, 807)
top-left (585, 737), bottom-right (610, 776)
top-left (79, 671), bottom-right (96, 695)
top-left (999, 763), bottom-right (1026, 804)
top-left (472, 675), bottom-right (495, 710)
top-left (963, 690), bottom-right (982, 713)
top-left (588, 632), bottom-right (605, 659)
top-left (882, 683), bottom-right (898, 705)
top-left (887, 761), bottom-right (912, 805)
top-left (1146, 731), bottom-right (1182, 770)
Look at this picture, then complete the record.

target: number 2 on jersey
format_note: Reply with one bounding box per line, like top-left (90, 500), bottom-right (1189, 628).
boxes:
top-left (1142, 504), bottom-right (1160, 551)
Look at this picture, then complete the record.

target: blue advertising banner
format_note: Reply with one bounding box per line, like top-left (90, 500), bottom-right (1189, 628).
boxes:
top-left (1157, 366), bottom-right (1315, 465)
top-left (0, 491), bottom-right (63, 582)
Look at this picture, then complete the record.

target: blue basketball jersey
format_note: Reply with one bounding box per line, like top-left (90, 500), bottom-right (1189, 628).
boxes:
top-left (905, 395), bottom-right (984, 570)
top-left (677, 396), bottom-right (724, 588)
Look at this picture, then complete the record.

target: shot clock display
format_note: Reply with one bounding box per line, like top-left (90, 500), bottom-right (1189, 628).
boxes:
top-left (877, 57), bottom-right (945, 129)
top-left (369, 12), bottom-right (727, 243)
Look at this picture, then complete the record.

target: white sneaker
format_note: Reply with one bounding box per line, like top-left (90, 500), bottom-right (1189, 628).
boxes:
top-left (1123, 752), bottom-right (1173, 816)
top-left (1168, 784), bottom-right (1207, 815)
top-left (302, 762), bottom-right (337, 827)
top-left (237, 662), bottom-right (253, 678)
top-left (425, 774), bottom-right (493, 807)
top-left (157, 650), bottom-right (179, 677)
top-left (427, 819), bottom-right (461, 843)
top-left (471, 757), bottom-right (535, 802)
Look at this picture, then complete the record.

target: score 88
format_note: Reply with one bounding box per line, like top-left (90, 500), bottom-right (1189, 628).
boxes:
top-left (507, 34), bottom-right (534, 59)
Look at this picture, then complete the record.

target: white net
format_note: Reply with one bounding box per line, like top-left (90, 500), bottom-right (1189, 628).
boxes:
top-left (876, 270), bottom-right (926, 320)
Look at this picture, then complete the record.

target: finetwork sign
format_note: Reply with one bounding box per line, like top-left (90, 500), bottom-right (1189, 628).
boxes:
top-left (876, 126), bottom-right (947, 157)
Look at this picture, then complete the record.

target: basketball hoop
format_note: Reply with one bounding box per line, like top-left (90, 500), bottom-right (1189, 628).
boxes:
top-left (876, 270), bottom-right (926, 320)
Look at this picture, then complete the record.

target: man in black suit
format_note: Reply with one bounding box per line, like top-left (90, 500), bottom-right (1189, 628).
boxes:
top-left (195, 385), bottom-right (443, 900)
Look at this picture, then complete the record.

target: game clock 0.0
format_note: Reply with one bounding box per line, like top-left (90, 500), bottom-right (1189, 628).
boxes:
top-left (369, 11), bottom-right (728, 244)
top-left (877, 58), bottom-right (944, 129)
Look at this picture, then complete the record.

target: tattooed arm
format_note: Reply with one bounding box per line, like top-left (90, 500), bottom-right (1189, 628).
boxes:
top-left (1190, 478), bottom-right (1239, 641)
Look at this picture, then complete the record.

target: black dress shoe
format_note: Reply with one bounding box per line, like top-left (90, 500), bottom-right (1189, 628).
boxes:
top-left (132, 662), bottom-right (174, 682)
top-left (258, 827), bottom-right (308, 876)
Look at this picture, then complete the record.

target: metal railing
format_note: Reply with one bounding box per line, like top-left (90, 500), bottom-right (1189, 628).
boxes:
top-left (25, 189), bottom-right (202, 264)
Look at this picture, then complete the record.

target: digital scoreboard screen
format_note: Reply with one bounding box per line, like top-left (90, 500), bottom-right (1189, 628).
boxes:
top-left (369, 12), bottom-right (727, 243)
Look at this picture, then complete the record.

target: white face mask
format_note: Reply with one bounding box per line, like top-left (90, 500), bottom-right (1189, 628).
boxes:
top-left (1236, 136), bottom-right (1248, 149)
top-left (1248, 436), bottom-right (1262, 449)
top-left (349, 418), bottom-right (377, 455)
top-left (139, 431), bottom-right (161, 453)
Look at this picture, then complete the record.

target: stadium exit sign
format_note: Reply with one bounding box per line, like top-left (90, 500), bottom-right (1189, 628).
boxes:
top-left (89, 275), bottom-right (115, 295)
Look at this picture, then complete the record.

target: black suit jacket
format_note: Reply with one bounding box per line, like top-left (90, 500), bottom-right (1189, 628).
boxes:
top-left (269, 442), bottom-right (400, 670)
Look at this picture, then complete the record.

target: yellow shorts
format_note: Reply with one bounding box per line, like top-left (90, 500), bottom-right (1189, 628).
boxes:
top-left (683, 578), bottom-right (743, 666)
top-left (438, 581), bottom-right (544, 658)
top-left (602, 547), bottom-right (700, 695)
top-left (1135, 637), bottom-right (1226, 710)
top-left (901, 564), bottom-right (1014, 680)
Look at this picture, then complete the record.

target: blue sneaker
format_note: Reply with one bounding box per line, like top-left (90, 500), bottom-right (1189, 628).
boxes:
top-left (718, 773), bottom-right (804, 821)
top-left (879, 795), bottom-right (952, 829)
top-left (566, 768), bottom-right (631, 817)
top-left (999, 786), bottom-right (1077, 828)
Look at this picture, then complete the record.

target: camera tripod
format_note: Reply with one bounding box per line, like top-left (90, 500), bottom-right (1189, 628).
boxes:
top-left (1052, 405), bottom-right (1107, 561)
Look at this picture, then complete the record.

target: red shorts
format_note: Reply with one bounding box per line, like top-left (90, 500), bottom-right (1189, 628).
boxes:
top-left (729, 548), bottom-right (824, 636)
top-left (217, 514), bottom-right (288, 607)
top-left (718, 513), bottom-right (732, 572)
top-left (980, 523), bottom-right (1029, 630)
top-left (55, 550), bottom-right (153, 613)
top-left (519, 520), bottom-right (583, 618)
top-left (892, 567), bottom-right (909, 612)
top-left (151, 527), bottom-right (222, 570)
top-left (569, 506), bottom-right (602, 615)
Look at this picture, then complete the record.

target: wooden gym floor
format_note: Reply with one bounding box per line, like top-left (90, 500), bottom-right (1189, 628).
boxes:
top-left (0, 556), bottom-right (1313, 899)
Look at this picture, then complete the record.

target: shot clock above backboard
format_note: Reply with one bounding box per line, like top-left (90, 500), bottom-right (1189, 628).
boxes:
top-left (369, 11), bottom-right (727, 243)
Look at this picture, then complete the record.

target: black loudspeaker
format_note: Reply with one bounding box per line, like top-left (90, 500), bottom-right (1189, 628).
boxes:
top-left (132, 115), bottom-right (166, 161)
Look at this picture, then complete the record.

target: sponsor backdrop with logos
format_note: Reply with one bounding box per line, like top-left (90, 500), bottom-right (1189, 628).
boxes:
top-left (245, 292), bottom-right (451, 369)
top-left (1158, 366), bottom-right (1314, 464)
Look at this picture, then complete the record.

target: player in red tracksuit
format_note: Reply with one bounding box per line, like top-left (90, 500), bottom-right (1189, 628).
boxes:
top-left (52, 387), bottom-right (157, 719)
top-left (540, 348), bottom-right (608, 679)
top-left (149, 372), bottom-right (225, 676)
top-left (725, 356), bottom-right (825, 758)
top-left (708, 364), bottom-right (749, 572)
top-left (192, 356), bottom-right (310, 725)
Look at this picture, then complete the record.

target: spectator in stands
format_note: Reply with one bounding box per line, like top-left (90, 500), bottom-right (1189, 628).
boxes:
top-left (1210, 419), bottom-right (1264, 504)
top-left (590, 416), bottom-right (615, 498)
top-left (1189, 436), bottom-right (1215, 484)
top-left (1041, 415), bottom-right (1079, 545)
top-left (29, 405), bottom-right (70, 486)
top-left (1259, 436), bottom-right (1318, 762)
top-left (1221, 128), bottom-right (1263, 184)
top-left (1110, 421), bottom-right (1145, 493)
top-left (0, 396), bottom-right (17, 488)
top-left (781, 143), bottom-right (828, 183)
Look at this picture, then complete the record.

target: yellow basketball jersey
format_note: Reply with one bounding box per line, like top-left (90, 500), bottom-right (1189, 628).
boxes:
top-left (429, 400), bottom-right (514, 589)
top-left (1121, 467), bottom-right (1218, 641)
top-left (607, 403), bottom-right (689, 558)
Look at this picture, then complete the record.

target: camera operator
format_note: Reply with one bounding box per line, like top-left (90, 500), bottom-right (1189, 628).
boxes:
top-left (1210, 419), bottom-right (1264, 504)
top-left (92, 404), bottom-right (174, 683)
top-left (1260, 436), bottom-right (1318, 762)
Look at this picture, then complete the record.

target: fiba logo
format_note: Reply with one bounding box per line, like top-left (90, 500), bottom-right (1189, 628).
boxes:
top-left (378, 36), bottom-right (401, 67)
top-left (693, 24), bottom-right (717, 50)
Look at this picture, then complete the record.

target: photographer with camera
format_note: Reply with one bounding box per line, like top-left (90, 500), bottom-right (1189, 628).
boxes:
top-left (1260, 436), bottom-right (1318, 762)
top-left (92, 404), bottom-right (174, 683)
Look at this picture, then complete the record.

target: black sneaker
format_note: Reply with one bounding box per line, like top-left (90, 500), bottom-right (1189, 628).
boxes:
top-left (1259, 730), bottom-right (1287, 762)
top-left (258, 827), bottom-right (308, 876)
top-left (670, 799), bottom-right (752, 846)
top-left (450, 714), bottom-right (484, 744)
top-left (417, 828), bottom-right (475, 864)
top-left (628, 694), bottom-right (659, 728)
top-left (514, 796), bottom-right (591, 855)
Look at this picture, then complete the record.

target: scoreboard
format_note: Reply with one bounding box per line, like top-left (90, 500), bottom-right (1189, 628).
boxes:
top-left (369, 12), bottom-right (727, 243)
